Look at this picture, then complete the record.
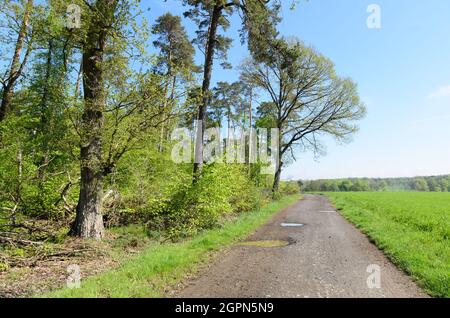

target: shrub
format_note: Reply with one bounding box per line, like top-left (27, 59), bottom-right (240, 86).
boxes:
top-left (160, 163), bottom-right (262, 239)
top-left (279, 181), bottom-right (300, 195)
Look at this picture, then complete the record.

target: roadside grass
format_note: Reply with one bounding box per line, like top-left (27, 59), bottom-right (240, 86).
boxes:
top-left (324, 192), bottom-right (450, 298)
top-left (42, 194), bottom-right (301, 298)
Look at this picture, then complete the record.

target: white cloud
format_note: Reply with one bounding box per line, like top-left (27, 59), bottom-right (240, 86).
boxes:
top-left (428, 85), bottom-right (450, 99)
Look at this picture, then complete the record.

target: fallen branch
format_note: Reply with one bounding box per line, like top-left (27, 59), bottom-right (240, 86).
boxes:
top-left (0, 236), bottom-right (43, 246)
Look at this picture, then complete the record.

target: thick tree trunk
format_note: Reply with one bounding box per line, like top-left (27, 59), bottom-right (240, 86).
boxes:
top-left (193, 5), bottom-right (222, 182)
top-left (0, 0), bottom-right (33, 121)
top-left (70, 0), bottom-right (116, 238)
top-left (0, 85), bottom-right (13, 121)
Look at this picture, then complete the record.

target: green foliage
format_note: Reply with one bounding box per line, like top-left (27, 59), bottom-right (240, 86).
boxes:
top-left (302, 175), bottom-right (450, 192)
top-left (160, 163), bottom-right (263, 239)
top-left (279, 180), bottom-right (300, 195)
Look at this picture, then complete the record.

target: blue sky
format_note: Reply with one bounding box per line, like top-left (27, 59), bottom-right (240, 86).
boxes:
top-left (147, 0), bottom-right (450, 180)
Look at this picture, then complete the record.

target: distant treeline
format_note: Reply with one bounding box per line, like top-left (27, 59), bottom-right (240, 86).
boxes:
top-left (299, 175), bottom-right (450, 192)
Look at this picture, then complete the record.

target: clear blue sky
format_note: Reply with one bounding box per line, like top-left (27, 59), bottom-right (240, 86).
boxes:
top-left (147, 0), bottom-right (450, 180)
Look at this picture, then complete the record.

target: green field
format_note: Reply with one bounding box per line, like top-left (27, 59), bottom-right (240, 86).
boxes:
top-left (325, 192), bottom-right (450, 297)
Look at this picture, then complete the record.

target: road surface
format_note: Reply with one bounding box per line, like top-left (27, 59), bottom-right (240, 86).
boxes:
top-left (177, 194), bottom-right (427, 298)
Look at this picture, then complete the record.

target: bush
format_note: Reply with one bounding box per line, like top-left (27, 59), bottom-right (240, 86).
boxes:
top-left (279, 181), bottom-right (300, 195)
top-left (159, 163), bottom-right (263, 239)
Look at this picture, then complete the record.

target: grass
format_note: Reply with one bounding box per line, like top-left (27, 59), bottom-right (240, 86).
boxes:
top-left (42, 194), bottom-right (301, 298)
top-left (324, 192), bottom-right (450, 298)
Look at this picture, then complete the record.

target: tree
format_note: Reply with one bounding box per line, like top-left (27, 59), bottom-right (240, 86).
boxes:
top-left (210, 81), bottom-right (245, 131)
top-left (69, 0), bottom-right (120, 238)
top-left (438, 178), bottom-right (448, 192)
top-left (183, 0), bottom-right (281, 182)
top-left (152, 13), bottom-right (196, 151)
top-left (69, 1), bottom-right (190, 238)
top-left (378, 180), bottom-right (388, 191)
top-left (351, 180), bottom-right (369, 192)
top-left (0, 0), bottom-right (34, 121)
top-left (339, 180), bottom-right (353, 192)
top-left (413, 178), bottom-right (429, 192)
top-left (427, 178), bottom-right (441, 192)
top-left (241, 39), bottom-right (366, 193)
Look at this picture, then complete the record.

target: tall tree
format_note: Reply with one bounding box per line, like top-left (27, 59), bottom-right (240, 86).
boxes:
top-left (183, 0), bottom-right (281, 182)
top-left (0, 0), bottom-right (34, 121)
top-left (210, 81), bottom-right (245, 132)
top-left (241, 39), bottom-right (366, 193)
top-left (152, 13), bottom-right (196, 151)
top-left (70, 1), bottom-right (173, 238)
top-left (70, 0), bottom-right (120, 238)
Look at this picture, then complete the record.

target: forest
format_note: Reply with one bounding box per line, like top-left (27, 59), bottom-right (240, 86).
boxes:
top-left (300, 175), bottom-right (450, 192)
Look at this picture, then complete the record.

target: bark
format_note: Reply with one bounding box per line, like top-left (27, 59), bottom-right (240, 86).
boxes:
top-left (272, 160), bottom-right (283, 194)
top-left (272, 122), bottom-right (283, 194)
top-left (70, 0), bottom-right (116, 238)
top-left (248, 86), bottom-right (253, 174)
top-left (193, 5), bottom-right (222, 182)
top-left (0, 0), bottom-right (33, 121)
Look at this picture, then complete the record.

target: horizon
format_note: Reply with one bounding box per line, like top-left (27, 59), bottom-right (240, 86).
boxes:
top-left (296, 173), bottom-right (450, 182)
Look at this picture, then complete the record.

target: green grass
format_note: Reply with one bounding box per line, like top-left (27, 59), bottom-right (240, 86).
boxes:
top-left (324, 192), bottom-right (450, 297)
top-left (42, 194), bottom-right (301, 298)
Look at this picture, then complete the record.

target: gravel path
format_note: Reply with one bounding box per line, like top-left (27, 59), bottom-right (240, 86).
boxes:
top-left (177, 194), bottom-right (427, 298)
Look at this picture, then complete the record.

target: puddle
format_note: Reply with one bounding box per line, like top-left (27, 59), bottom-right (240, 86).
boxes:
top-left (281, 223), bottom-right (304, 227)
top-left (237, 240), bottom-right (290, 247)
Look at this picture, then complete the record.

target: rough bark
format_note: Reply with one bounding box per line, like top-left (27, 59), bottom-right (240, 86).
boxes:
top-left (193, 4), bottom-right (222, 182)
top-left (70, 0), bottom-right (116, 238)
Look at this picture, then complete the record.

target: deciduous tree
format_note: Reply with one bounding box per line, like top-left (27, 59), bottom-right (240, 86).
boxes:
top-left (241, 39), bottom-right (366, 193)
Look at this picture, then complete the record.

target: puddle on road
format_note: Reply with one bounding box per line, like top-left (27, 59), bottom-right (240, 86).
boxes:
top-left (237, 240), bottom-right (290, 247)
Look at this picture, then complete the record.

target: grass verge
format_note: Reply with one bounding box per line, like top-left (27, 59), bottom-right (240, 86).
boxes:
top-left (324, 192), bottom-right (450, 298)
top-left (42, 194), bottom-right (301, 298)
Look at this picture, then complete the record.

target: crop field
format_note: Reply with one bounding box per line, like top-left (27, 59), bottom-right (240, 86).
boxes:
top-left (325, 192), bottom-right (450, 297)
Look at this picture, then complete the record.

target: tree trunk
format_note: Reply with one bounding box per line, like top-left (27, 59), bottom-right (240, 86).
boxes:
top-left (193, 5), bottom-right (222, 182)
top-left (0, 0), bottom-right (33, 121)
top-left (158, 47), bottom-right (173, 152)
top-left (272, 123), bottom-right (283, 194)
top-left (37, 41), bottom-right (53, 211)
top-left (70, 0), bottom-right (116, 238)
top-left (272, 160), bottom-right (283, 194)
top-left (0, 85), bottom-right (13, 121)
top-left (248, 86), bottom-right (253, 174)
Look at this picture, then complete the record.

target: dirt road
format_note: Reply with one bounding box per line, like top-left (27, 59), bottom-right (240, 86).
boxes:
top-left (177, 194), bottom-right (427, 298)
